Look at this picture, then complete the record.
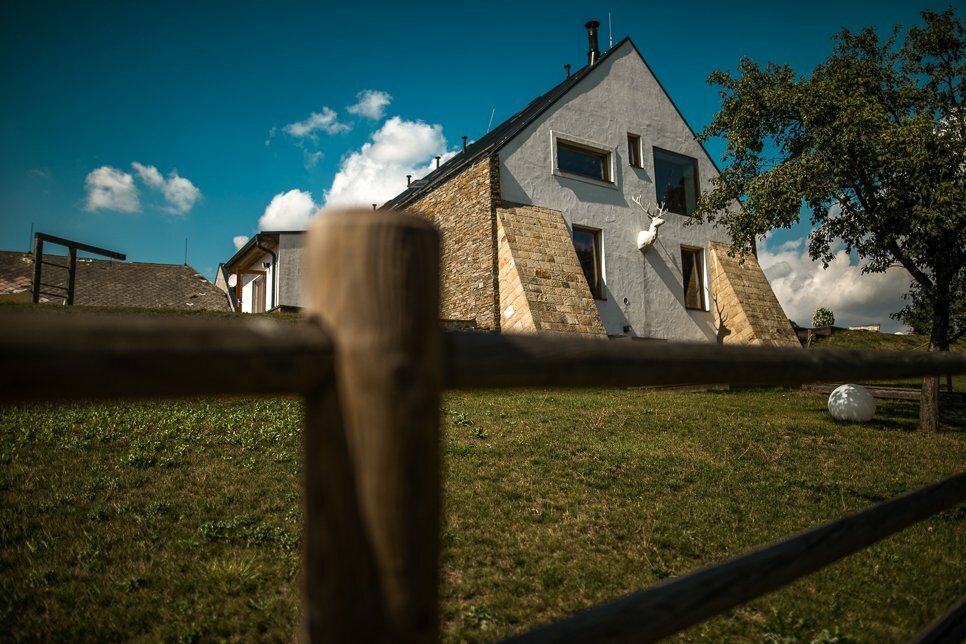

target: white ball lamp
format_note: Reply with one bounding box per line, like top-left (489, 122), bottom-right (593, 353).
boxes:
top-left (827, 384), bottom-right (876, 422)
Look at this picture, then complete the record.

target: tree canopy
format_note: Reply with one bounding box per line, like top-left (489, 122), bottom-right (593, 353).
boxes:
top-left (694, 8), bottom-right (965, 429)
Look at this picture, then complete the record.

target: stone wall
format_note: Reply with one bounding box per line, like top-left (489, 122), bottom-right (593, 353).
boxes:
top-left (496, 214), bottom-right (537, 332)
top-left (709, 242), bottom-right (799, 347)
top-left (496, 204), bottom-right (606, 336)
top-left (409, 158), bottom-right (499, 330)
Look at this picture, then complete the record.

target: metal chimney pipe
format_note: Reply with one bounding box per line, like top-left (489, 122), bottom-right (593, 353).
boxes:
top-left (585, 20), bottom-right (601, 66)
top-left (406, 175), bottom-right (412, 186)
top-left (372, 204), bottom-right (377, 211)
top-left (462, 136), bottom-right (467, 152)
top-left (564, 64), bottom-right (571, 78)
top-left (435, 155), bottom-right (441, 169)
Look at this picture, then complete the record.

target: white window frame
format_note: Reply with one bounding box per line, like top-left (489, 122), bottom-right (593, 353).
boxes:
top-left (680, 245), bottom-right (710, 312)
top-left (627, 132), bottom-right (643, 169)
top-left (572, 224), bottom-right (606, 300)
top-left (550, 130), bottom-right (617, 189)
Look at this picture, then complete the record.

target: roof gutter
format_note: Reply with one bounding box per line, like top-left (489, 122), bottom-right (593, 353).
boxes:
top-left (255, 233), bottom-right (277, 310)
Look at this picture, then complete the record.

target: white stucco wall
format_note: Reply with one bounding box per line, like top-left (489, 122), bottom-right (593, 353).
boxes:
top-left (498, 41), bottom-right (730, 341)
top-left (277, 233), bottom-right (306, 308)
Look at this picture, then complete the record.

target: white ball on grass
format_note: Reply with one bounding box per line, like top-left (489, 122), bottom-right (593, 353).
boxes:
top-left (828, 384), bottom-right (876, 422)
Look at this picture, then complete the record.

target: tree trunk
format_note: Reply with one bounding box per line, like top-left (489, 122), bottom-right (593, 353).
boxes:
top-left (919, 293), bottom-right (951, 432)
top-left (920, 374), bottom-right (940, 432)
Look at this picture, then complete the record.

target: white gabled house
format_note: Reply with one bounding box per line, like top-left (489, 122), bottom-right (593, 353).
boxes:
top-left (384, 21), bottom-right (798, 345)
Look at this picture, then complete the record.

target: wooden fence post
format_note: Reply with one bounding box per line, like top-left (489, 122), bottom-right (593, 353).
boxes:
top-left (304, 209), bottom-right (442, 642)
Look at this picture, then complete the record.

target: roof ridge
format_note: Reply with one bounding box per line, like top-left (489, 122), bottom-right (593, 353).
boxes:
top-left (383, 38), bottom-right (634, 210)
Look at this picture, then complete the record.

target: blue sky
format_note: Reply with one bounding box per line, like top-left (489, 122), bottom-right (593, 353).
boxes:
top-left (1, 0), bottom-right (956, 329)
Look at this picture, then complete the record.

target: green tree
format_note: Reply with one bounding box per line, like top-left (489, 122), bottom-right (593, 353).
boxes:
top-left (812, 307), bottom-right (835, 327)
top-left (896, 277), bottom-right (965, 341)
top-left (694, 8), bottom-right (965, 431)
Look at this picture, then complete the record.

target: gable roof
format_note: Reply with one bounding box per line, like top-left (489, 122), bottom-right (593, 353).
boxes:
top-left (383, 37), bottom-right (720, 210)
top-left (0, 251), bottom-right (231, 312)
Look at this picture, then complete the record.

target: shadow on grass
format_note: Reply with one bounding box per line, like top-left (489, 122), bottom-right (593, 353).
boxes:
top-left (862, 400), bottom-right (965, 433)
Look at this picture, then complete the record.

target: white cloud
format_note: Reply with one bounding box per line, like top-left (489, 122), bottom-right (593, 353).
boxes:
top-left (233, 235), bottom-right (249, 250)
top-left (283, 107), bottom-right (350, 139)
top-left (323, 116), bottom-right (454, 208)
top-left (758, 234), bottom-right (911, 331)
top-left (84, 166), bottom-right (140, 213)
top-left (347, 90), bottom-right (392, 120)
top-left (132, 162), bottom-right (165, 189)
top-left (304, 150), bottom-right (323, 169)
top-left (131, 162), bottom-right (202, 215)
top-left (258, 189), bottom-right (319, 230)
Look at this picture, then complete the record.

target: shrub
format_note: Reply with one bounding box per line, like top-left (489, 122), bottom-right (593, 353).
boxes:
top-left (813, 307), bottom-right (835, 327)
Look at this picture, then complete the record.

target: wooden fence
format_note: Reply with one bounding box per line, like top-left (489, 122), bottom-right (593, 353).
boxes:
top-left (2, 210), bottom-right (964, 642)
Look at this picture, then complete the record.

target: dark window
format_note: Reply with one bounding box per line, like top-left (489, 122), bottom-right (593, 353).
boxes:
top-left (627, 133), bottom-right (641, 168)
top-left (681, 247), bottom-right (705, 310)
top-left (654, 148), bottom-right (699, 215)
top-left (557, 140), bottom-right (611, 182)
top-left (572, 226), bottom-right (603, 300)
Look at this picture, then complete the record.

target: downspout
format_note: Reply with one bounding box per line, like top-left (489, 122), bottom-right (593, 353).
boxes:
top-left (255, 234), bottom-right (277, 311)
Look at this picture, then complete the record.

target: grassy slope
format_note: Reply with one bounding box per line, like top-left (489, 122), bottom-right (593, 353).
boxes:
top-left (1, 389), bottom-right (962, 642)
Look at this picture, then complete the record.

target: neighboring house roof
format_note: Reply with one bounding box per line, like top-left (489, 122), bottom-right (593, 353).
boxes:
top-left (383, 37), bottom-right (717, 210)
top-left (0, 250), bottom-right (231, 311)
top-left (224, 230), bottom-right (305, 272)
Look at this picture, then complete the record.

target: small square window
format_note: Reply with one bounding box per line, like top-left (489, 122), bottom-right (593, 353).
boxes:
top-left (654, 147), bottom-right (700, 216)
top-left (627, 133), bottom-right (642, 168)
top-left (556, 139), bottom-right (612, 182)
top-left (681, 247), bottom-right (706, 310)
top-left (572, 226), bottom-right (604, 300)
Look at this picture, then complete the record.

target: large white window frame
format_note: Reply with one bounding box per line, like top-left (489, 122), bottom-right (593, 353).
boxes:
top-left (572, 224), bottom-right (606, 300)
top-left (680, 245), bottom-right (709, 311)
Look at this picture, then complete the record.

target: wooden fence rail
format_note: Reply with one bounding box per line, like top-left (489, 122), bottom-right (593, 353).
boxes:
top-left (504, 473), bottom-right (966, 643)
top-left (4, 314), bottom-right (965, 400)
top-left (2, 209), bottom-right (964, 642)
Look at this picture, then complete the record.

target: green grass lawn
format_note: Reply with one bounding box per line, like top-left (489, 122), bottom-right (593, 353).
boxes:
top-left (1, 387), bottom-right (963, 642)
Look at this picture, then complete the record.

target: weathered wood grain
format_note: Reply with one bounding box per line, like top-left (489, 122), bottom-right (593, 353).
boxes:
top-left (0, 311), bottom-right (332, 400)
top-left (504, 473), bottom-right (966, 644)
top-left (304, 210), bottom-right (442, 643)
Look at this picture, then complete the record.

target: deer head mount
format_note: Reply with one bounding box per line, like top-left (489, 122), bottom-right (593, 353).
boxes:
top-left (632, 196), bottom-right (667, 251)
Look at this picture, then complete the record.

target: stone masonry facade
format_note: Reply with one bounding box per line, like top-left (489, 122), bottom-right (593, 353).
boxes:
top-left (409, 157), bottom-right (500, 330)
top-left (496, 204), bottom-right (605, 335)
top-left (709, 242), bottom-right (799, 346)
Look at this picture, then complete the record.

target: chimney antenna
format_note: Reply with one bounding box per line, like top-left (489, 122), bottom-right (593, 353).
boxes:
top-left (486, 108), bottom-right (495, 133)
top-left (564, 64), bottom-right (571, 78)
top-left (406, 175), bottom-right (412, 186)
top-left (608, 12), bottom-right (613, 48)
top-left (435, 155), bottom-right (441, 169)
top-left (585, 20), bottom-right (601, 66)
top-left (462, 136), bottom-right (468, 152)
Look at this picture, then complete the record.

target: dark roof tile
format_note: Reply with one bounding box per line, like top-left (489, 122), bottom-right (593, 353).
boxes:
top-left (0, 251), bottom-right (231, 312)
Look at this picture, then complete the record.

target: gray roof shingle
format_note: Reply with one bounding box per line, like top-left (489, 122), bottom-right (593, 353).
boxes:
top-left (0, 251), bottom-right (231, 312)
